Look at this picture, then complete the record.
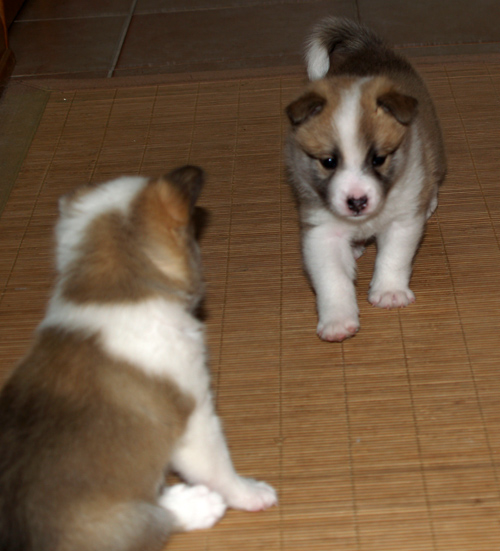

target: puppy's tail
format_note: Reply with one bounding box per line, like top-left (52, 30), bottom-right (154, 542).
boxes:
top-left (305, 17), bottom-right (384, 81)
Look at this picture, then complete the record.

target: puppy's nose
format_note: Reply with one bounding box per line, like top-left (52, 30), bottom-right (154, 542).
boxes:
top-left (347, 196), bottom-right (368, 214)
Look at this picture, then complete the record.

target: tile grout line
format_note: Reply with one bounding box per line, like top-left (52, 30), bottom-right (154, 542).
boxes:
top-left (107, 0), bottom-right (138, 78)
top-left (355, 0), bottom-right (362, 22)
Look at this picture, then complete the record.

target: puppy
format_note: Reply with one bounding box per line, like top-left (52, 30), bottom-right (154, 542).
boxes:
top-left (285, 17), bottom-right (446, 342)
top-left (0, 166), bottom-right (277, 551)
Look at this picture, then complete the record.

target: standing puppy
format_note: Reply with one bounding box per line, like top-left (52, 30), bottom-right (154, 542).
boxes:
top-left (0, 166), bottom-right (277, 551)
top-left (286, 17), bottom-right (446, 342)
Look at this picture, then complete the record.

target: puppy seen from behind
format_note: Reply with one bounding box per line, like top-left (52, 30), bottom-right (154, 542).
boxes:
top-left (286, 17), bottom-right (446, 342)
top-left (0, 166), bottom-right (277, 551)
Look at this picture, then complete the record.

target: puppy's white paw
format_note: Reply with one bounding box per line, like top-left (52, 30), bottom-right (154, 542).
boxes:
top-left (160, 484), bottom-right (226, 531)
top-left (225, 478), bottom-right (278, 512)
top-left (369, 288), bottom-right (415, 309)
top-left (317, 315), bottom-right (359, 342)
top-left (426, 194), bottom-right (438, 220)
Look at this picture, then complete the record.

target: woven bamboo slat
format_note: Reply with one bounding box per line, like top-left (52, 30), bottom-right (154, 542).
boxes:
top-left (1, 59), bottom-right (500, 550)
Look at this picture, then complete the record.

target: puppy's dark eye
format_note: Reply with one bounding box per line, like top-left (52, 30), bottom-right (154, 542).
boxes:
top-left (320, 156), bottom-right (338, 170)
top-left (372, 154), bottom-right (387, 168)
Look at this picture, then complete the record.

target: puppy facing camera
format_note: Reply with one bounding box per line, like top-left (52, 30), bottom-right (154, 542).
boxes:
top-left (286, 17), bottom-right (446, 342)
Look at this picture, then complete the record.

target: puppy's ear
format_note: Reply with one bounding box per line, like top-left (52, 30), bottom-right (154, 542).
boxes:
top-left (148, 166), bottom-right (204, 225)
top-left (167, 165), bottom-right (205, 213)
top-left (377, 91), bottom-right (418, 125)
top-left (286, 92), bottom-right (326, 127)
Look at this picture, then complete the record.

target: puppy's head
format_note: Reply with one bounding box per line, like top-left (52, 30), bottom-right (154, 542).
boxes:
top-left (56, 166), bottom-right (205, 309)
top-left (286, 76), bottom-right (417, 220)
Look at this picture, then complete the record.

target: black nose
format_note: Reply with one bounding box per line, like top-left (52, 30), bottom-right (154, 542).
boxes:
top-left (347, 196), bottom-right (368, 214)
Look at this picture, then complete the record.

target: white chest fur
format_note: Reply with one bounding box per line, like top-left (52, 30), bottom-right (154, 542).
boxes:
top-left (40, 295), bottom-right (209, 398)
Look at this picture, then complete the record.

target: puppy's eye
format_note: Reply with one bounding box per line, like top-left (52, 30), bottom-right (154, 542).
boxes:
top-left (320, 156), bottom-right (338, 170)
top-left (372, 154), bottom-right (387, 168)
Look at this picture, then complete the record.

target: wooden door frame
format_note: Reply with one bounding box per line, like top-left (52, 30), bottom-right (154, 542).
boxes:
top-left (0, 0), bottom-right (15, 85)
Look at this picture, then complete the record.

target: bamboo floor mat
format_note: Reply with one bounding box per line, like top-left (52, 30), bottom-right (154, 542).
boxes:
top-left (2, 58), bottom-right (500, 550)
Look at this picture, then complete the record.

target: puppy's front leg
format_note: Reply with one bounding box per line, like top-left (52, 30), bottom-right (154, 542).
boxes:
top-left (303, 223), bottom-right (358, 342)
top-left (171, 398), bottom-right (277, 512)
top-left (369, 217), bottom-right (425, 308)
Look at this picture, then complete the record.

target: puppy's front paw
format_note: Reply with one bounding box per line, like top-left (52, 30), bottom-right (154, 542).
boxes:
top-left (225, 478), bottom-right (278, 512)
top-left (426, 194), bottom-right (438, 220)
top-left (317, 315), bottom-right (359, 342)
top-left (369, 288), bottom-right (415, 309)
top-left (160, 484), bottom-right (226, 531)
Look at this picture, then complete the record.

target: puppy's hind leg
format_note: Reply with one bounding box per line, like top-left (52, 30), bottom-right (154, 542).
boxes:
top-left (64, 489), bottom-right (225, 551)
top-left (59, 502), bottom-right (173, 551)
top-left (170, 400), bottom-right (278, 512)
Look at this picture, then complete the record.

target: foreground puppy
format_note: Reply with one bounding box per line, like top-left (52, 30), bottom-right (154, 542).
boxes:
top-left (286, 17), bottom-right (446, 342)
top-left (0, 166), bottom-right (277, 551)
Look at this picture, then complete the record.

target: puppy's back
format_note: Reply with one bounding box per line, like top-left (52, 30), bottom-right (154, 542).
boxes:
top-left (0, 327), bottom-right (194, 551)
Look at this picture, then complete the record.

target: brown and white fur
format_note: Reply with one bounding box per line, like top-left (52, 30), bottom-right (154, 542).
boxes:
top-left (285, 17), bottom-right (446, 342)
top-left (0, 166), bottom-right (277, 551)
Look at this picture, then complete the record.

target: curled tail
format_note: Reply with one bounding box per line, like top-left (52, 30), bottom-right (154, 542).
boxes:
top-left (305, 17), bottom-right (384, 80)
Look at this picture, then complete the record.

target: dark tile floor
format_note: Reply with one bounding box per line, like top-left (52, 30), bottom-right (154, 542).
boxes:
top-left (1, 0), bottom-right (499, 215)
top-left (7, 0), bottom-right (500, 80)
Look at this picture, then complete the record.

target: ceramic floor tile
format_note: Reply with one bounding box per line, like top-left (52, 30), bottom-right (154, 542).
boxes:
top-left (135, 0), bottom-right (339, 14)
top-left (359, 0), bottom-right (500, 46)
top-left (9, 17), bottom-right (128, 77)
top-left (16, 0), bottom-right (135, 20)
top-left (9, 0), bottom-right (500, 80)
top-left (115, 1), bottom-right (356, 75)
top-left (400, 42), bottom-right (500, 59)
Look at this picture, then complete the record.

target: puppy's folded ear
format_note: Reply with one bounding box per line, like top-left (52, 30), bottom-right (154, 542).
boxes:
top-left (147, 166), bottom-right (204, 226)
top-left (286, 92), bottom-right (326, 127)
top-left (377, 91), bottom-right (418, 126)
top-left (167, 165), bottom-right (205, 212)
